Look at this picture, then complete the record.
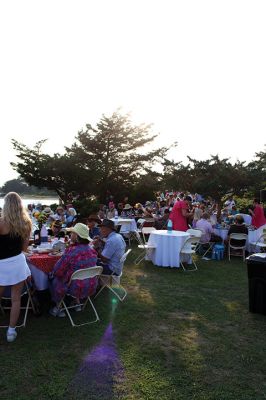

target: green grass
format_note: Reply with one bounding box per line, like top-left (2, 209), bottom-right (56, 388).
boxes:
top-left (1, 249), bottom-right (266, 400)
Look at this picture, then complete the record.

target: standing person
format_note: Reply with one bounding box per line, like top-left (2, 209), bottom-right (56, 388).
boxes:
top-left (249, 199), bottom-right (266, 229)
top-left (0, 192), bottom-right (32, 342)
top-left (169, 196), bottom-right (193, 231)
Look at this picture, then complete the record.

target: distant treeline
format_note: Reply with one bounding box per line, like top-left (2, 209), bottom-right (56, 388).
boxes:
top-left (0, 178), bottom-right (57, 196)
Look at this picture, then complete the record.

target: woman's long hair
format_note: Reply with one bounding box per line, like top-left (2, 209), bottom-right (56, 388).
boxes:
top-left (2, 192), bottom-right (32, 239)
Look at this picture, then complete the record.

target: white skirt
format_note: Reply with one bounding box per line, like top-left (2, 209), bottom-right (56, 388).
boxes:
top-left (0, 253), bottom-right (31, 286)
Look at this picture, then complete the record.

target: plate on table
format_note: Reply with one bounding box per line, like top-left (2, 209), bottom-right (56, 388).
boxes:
top-left (37, 248), bottom-right (51, 254)
top-left (48, 251), bottom-right (63, 256)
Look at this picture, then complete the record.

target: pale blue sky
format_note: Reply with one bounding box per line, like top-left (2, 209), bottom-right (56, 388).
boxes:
top-left (0, 0), bottom-right (265, 186)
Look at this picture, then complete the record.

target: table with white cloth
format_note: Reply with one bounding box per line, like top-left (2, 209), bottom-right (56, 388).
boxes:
top-left (147, 230), bottom-right (190, 268)
top-left (27, 254), bottom-right (61, 290)
top-left (111, 217), bottom-right (137, 233)
top-left (214, 224), bottom-right (266, 252)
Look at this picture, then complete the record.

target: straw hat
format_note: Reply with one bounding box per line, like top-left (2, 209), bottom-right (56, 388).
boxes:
top-left (66, 223), bottom-right (92, 241)
top-left (123, 203), bottom-right (132, 210)
top-left (43, 207), bottom-right (53, 215)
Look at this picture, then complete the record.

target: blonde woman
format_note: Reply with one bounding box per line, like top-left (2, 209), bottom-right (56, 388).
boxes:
top-left (0, 192), bottom-right (32, 342)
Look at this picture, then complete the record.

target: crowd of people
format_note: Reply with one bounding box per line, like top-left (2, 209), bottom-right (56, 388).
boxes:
top-left (0, 190), bottom-right (265, 342)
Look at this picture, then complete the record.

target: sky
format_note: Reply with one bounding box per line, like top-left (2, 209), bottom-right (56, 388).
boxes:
top-left (0, 0), bottom-right (265, 186)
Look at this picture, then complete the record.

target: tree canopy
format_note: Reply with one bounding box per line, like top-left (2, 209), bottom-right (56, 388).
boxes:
top-left (11, 111), bottom-right (172, 203)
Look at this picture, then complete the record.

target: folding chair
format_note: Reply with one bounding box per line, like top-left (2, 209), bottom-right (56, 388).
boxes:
top-left (180, 236), bottom-right (201, 271)
top-left (94, 249), bottom-right (132, 301)
top-left (134, 230), bottom-right (157, 265)
top-left (228, 233), bottom-right (248, 261)
top-left (141, 226), bottom-right (156, 244)
top-left (57, 266), bottom-right (103, 327)
top-left (249, 233), bottom-right (266, 253)
top-left (186, 229), bottom-right (203, 252)
top-left (0, 280), bottom-right (36, 328)
top-left (196, 228), bottom-right (215, 258)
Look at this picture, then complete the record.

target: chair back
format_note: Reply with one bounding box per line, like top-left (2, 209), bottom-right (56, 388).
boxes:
top-left (120, 249), bottom-right (132, 263)
top-left (229, 233), bottom-right (248, 242)
top-left (256, 233), bottom-right (266, 244)
top-left (186, 229), bottom-right (203, 238)
top-left (70, 266), bottom-right (103, 282)
top-left (141, 226), bottom-right (156, 244)
top-left (181, 236), bottom-right (201, 252)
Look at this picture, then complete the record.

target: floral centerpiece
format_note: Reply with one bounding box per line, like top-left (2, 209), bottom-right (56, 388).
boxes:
top-left (33, 211), bottom-right (48, 230)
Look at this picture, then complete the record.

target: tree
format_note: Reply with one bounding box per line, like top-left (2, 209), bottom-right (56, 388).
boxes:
top-left (11, 140), bottom-right (89, 203)
top-left (10, 111), bottom-right (173, 203)
top-left (64, 111), bottom-right (171, 202)
top-left (246, 147), bottom-right (266, 195)
top-left (162, 155), bottom-right (253, 220)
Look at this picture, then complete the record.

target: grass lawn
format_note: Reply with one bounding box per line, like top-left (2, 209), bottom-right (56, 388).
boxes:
top-left (1, 248), bottom-right (266, 400)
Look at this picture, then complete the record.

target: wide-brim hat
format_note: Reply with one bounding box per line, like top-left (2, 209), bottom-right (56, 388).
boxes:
top-left (123, 203), bottom-right (132, 210)
top-left (98, 219), bottom-right (116, 230)
top-left (43, 207), bottom-right (53, 215)
top-left (66, 223), bottom-right (92, 241)
top-left (88, 214), bottom-right (102, 224)
top-left (52, 220), bottom-right (62, 229)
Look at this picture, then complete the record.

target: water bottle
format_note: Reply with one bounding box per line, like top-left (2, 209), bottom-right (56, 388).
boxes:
top-left (41, 225), bottom-right (48, 244)
top-left (114, 210), bottom-right (118, 219)
top-left (167, 219), bottom-right (173, 233)
top-left (33, 229), bottom-right (41, 246)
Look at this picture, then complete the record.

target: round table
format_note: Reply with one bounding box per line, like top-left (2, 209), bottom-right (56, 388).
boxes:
top-left (147, 230), bottom-right (189, 268)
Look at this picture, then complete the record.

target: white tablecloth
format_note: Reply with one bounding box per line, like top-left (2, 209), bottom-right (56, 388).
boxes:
top-left (111, 218), bottom-right (137, 233)
top-left (147, 230), bottom-right (189, 268)
top-left (214, 224), bottom-right (266, 252)
top-left (28, 262), bottom-right (49, 290)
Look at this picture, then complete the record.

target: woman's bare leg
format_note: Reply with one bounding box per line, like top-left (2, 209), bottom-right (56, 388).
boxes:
top-left (10, 281), bottom-right (24, 328)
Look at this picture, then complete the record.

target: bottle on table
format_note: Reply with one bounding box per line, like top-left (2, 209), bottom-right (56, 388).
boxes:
top-left (40, 225), bottom-right (48, 244)
top-left (33, 229), bottom-right (41, 246)
top-left (167, 219), bottom-right (173, 233)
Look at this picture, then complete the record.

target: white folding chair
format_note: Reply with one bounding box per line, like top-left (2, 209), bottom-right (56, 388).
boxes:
top-left (186, 229), bottom-right (203, 252)
top-left (141, 226), bottom-right (156, 245)
top-left (249, 233), bottom-right (266, 253)
top-left (228, 233), bottom-right (248, 261)
top-left (57, 266), bottom-right (103, 327)
top-left (0, 280), bottom-right (36, 328)
top-left (134, 230), bottom-right (157, 265)
top-left (196, 228), bottom-right (215, 258)
top-left (180, 236), bottom-right (201, 271)
top-left (94, 249), bottom-right (132, 301)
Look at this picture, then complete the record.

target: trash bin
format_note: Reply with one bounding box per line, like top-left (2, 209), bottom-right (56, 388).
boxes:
top-left (246, 253), bottom-right (266, 315)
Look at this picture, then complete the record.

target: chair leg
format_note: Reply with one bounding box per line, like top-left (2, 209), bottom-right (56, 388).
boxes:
top-left (60, 297), bottom-right (100, 327)
top-left (134, 250), bottom-right (146, 265)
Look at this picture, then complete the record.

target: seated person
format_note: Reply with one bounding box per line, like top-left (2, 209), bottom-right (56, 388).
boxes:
top-left (106, 202), bottom-right (117, 219)
top-left (227, 215), bottom-right (248, 247)
top-left (95, 219), bottom-right (126, 276)
top-left (87, 215), bottom-right (101, 239)
top-left (50, 206), bottom-right (66, 225)
top-left (196, 213), bottom-right (222, 243)
top-left (98, 204), bottom-right (106, 220)
top-left (49, 223), bottom-right (98, 317)
top-left (155, 209), bottom-right (170, 230)
top-left (121, 204), bottom-right (135, 218)
top-left (42, 207), bottom-right (55, 224)
top-left (65, 207), bottom-right (77, 227)
top-left (48, 220), bottom-right (65, 239)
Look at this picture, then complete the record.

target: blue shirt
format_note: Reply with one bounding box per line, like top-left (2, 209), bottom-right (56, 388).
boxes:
top-left (102, 232), bottom-right (126, 275)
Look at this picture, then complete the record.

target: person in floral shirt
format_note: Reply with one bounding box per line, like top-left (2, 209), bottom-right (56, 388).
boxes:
top-left (49, 223), bottom-right (98, 317)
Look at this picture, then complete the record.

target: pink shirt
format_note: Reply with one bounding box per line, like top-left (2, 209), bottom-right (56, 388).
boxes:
top-left (169, 200), bottom-right (189, 231)
top-left (252, 205), bottom-right (266, 228)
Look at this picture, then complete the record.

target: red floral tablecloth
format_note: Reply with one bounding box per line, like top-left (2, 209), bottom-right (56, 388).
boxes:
top-left (27, 254), bottom-right (61, 273)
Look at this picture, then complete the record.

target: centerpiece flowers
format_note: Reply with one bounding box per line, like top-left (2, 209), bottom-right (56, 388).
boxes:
top-left (33, 211), bottom-right (48, 230)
